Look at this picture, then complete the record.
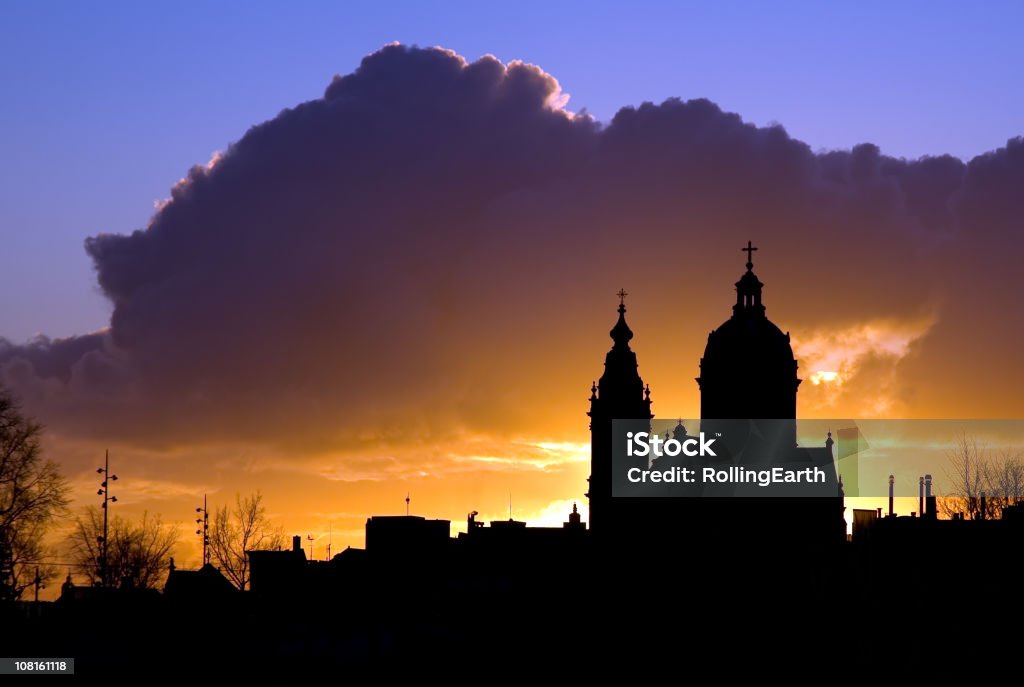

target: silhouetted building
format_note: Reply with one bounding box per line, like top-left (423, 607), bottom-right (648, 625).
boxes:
top-left (699, 241), bottom-right (799, 450)
top-left (365, 515), bottom-right (450, 558)
top-left (563, 502), bottom-right (585, 530)
top-left (586, 245), bottom-right (844, 551)
top-left (163, 560), bottom-right (236, 599)
top-left (586, 290), bottom-right (652, 534)
top-left (248, 535), bottom-right (306, 596)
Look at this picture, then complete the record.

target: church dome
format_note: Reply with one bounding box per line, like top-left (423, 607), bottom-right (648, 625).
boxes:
top-left (701, 241), bottom-right (795, 369)
top-left (702, 311), bottom-right (795, 369)
top-left (697, 242), bottom-right (801, 426)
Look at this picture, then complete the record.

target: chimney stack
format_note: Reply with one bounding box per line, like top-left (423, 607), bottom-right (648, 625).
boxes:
top-left (292, 534), bottom-right (302, 552)
top-left (925, 474), bottom-right (936, 519)
top-left (919, 476), bottom-right (924, 517)
top-left (888, 474), bottom-right (895, 516)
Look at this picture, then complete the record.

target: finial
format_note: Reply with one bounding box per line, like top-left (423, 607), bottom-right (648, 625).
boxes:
top-left (609, 293), bottom-right (634, 346)
top-left (572, 502), bottom-right (578, 515)
top-left (644, 384), bottom-right (651, 401)
top-left (742, 240), bottom-right (758, 271)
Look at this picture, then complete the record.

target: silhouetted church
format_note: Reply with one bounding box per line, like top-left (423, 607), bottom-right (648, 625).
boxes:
top-left (587, 242), bottom-right (845, 551)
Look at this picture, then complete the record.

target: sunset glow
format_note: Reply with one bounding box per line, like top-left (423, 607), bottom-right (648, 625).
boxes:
top-left (3, 9), bottom-right (1024, 611)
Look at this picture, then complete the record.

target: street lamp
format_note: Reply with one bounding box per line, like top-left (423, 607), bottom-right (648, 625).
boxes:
top-left (195, 495), bottom-right (209, 566)
top-left (97, 450), bottom-right (117, 587)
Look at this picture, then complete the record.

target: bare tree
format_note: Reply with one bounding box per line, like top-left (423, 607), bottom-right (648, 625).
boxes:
top-left (0, 390), bottom-right (70, 600)
top-left (942, 435), bottom-right (1024, 520)
top-left (941, 435), bottom-right (989, 520)
top-left (68, 507), bottom-right (179, 589)
top-left (209, 491), bottom-right (283, 590)
top-left (982, 449), bottom-right (1024, 517)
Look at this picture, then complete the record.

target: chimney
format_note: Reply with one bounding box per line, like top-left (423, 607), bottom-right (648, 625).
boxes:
top-left (925, 474), bottom-right (936, 519)
top-left (919, 476), bottom-right (925, 517)
top-left (292, 535), bottom-right (302, 552)
top-left (888, 474), bottom-right (895, 516)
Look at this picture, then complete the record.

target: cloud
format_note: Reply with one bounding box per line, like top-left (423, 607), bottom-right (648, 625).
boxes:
top-left (793, 316), bottom-right (935, 414)
top-left (2, 43), bottom-right (1024, 489)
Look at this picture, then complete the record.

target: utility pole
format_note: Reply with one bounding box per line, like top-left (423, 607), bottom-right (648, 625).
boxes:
top-left (96, 450), bottom-right (118, 587)
top-left (33, 567), bottom-right (42, 602)
top-left (195, 494), bottom-right (210, 566)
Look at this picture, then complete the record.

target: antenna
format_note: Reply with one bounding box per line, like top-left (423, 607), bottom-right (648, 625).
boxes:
top-left (509, 493), bottom-right (512, 521)
top-left (306, 534), bottom-right (314, 560)
top-left (327, 523), bottom-right (332, 561)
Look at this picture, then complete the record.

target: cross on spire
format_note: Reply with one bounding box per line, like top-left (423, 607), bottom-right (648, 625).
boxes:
top-left (742, 241), bottom-right (758, 270)
top-left (616, 288), bottom-right (628, 306)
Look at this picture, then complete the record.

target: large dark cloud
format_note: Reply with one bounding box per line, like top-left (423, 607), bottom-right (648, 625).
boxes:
top-left (2, 44), bottom-right (1023, 458)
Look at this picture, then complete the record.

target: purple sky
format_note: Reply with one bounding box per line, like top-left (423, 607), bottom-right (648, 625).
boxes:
top-left (1, 1), bottom-right (1022, 343)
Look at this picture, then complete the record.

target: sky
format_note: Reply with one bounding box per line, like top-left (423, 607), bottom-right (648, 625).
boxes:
top-left (3, 1), bottom-right (1023, 342)
top-left (2, 2), bottom-right (1024, 583)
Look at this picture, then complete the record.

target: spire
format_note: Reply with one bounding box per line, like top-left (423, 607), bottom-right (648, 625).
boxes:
top-left (610, 288), bottom-right (633, 348)
top-left (590, 289), bottom-right (651, 413)
top-left (566, 501), bottom-right (583, 528)
top-left (588, 291), bottom-right (653, 535)
top-left (734, 241), bottom-right (765, 317)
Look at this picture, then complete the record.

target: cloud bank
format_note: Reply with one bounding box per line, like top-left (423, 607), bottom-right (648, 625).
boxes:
top-left (3, 44), bottom-right (1024, 483)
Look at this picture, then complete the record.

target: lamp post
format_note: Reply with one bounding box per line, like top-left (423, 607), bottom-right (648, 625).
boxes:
top-left (195, 494), bottom-right (209, 567)
top-left (96, 450), bottom-right (118, 587)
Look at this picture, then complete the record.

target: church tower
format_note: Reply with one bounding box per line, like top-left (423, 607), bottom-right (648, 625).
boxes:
top-left (587, 290), bottom-right (652, 534)
top-left (698, 242), bottom-right (800, 451)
